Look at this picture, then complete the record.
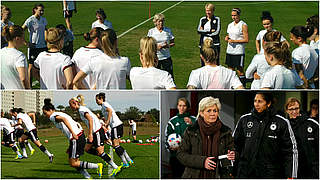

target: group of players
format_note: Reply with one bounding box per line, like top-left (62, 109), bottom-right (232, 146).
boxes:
top-left (1, 2), bottom-right (318, 90)
top-left (1, 92), bottom-right (134, 179)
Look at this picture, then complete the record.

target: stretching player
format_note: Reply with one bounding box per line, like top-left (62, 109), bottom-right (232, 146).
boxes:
top-left (43, 99), bottom-right (103, 179)
top-left (69, 95), bottom-right (122, 176)
top-left (129, 120), bottom-right (138, 143)
top-left (96, 92), bottom-right (134, 168)
top-left (11, 108), bottom-right (53, 162)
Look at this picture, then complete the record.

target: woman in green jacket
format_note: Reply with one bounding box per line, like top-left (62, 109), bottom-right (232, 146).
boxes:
top-left (177, 96), bottom-right (235, 178)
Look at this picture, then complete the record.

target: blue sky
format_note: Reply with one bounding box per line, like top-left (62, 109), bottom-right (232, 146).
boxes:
top-left (53, 91), bottom-right (159, 112)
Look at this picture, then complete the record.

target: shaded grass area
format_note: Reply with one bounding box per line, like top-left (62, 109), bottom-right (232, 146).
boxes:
top-left (2, 1), bottom-right (318, 89)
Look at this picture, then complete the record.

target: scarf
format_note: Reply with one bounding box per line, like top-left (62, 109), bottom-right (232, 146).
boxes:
top-left (198, 116), bottom-right (222, 178)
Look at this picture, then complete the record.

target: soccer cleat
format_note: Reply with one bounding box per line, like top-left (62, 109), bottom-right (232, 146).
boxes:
top-left (129, 160), bottom-right (134, 166)
top-left (121, 162), bottom-right (130, 168)
top-left (30, 149), bottom-right (35, 156)
top-left (15, 154), bottom-right (23, 159)
top-left (109, 166), bottom-right (121, 177)
top-left (49, 155), bottom-right (54, 163)
top-left (97, 163), bottom-right (103, 177)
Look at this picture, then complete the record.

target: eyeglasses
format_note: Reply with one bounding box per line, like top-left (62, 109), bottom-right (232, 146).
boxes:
top-left (287, 107), bottom-right (300, 111)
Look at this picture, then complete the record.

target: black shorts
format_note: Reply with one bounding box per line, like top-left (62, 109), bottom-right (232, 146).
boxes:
top-left (225, 53), bottom-right (245, 68)
top-left (69, 132), bottom-right (85, 159)
top-left (87, 128), bottom-right (105, 147)
top-left (25, 129), bottom-right (39, 142)
top-left (15, 129), bottom-right (24, 138)
top-left (3, 132), bottom-right (15, 144)
top-left (157, 57), bottom-right (174, 79)
top-left (63, 10), bottom-right (73, 18)
top-left (111, 124), bottom-right (123, 140)
top-left (28, 47), bottom-right (47, 65)
top-left (132, 130), bottom-right (136, 136)
top-left (105, 130), bottom-right (111, 140)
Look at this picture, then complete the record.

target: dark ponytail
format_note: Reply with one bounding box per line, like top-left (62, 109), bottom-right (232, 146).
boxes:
top-left (261, 11), bottom-right (273, 23)
top-left (96, 92), bottom-right (106, 101)
top-left (1, 25), bottom-right (24, 42)
top-left (264, 41), bottom-right (292, 69)
top-left (43, 98), bottom-right (55, 111)
top-left (290, 25), bottom-right (314, 41)
top-left (83, 27), bottom-right (103, 42)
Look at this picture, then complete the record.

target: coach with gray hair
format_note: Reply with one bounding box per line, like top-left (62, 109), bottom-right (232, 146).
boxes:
top-left (177, 96), bottom-right (235, 178)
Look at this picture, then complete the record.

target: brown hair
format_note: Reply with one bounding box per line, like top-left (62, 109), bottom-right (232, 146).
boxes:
top-left (45, 28), bottom-right (64, 50)
top-left (83, 27), bottom-right (103, 42)
top-left (263, 31), bottom-right (282, 43)
top-left (139, 36), bottom-right (157, 67)
top-left (1, 25), bottom-right (24, 41)
top-left (100, 29), bottom-right (118, 56)
top-left (32, 3), bottom-right (44, 15)
top-left (264, 41), bottom-right (292, 69)
top-left (177, 97), bottom-right (190, 109)
top-left (200, 38), bottom-right (217, 64)
top-left (285, 97), bottom-right (300, 110)
top-left (1, 5), bottom-right (12, 19)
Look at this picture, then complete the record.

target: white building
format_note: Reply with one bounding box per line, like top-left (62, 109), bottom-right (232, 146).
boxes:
top-left (1, 91), bottom-right (53, 113)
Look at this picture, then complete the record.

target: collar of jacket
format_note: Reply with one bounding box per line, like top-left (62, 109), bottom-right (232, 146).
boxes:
top-left (189, 117), bottom-right (231, 137)
top-left (177, 112), bottom-right (191, 118)
top-left (288, 113), bottom-right (308, 127)
top-left (251, 106), bottom-right (277, 121)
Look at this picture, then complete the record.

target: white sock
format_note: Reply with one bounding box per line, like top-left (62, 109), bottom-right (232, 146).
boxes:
top-left (120, 155), bottom-right (127, 164)
top-left (26, 141), bottom-right (34, 151)
top-left (22, 148), bottom-right (27, 157)
top-left (80, 161), bottom-right (98, 169)
top-left (108, 160), bottom-right (118, 169)
top-left (77, 168), bottom-right (91, 179)
top-left (124, 150), bottom-right (132, 162)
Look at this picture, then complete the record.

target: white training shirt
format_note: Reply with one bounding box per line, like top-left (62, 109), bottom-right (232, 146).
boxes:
top-left (23, 15), bottom-right (47, 48)
top-left (78, 106), bottom-right (102, 133)
top-left (81, 54), bottom-right (131, 89)
top-left (310, 40), bottom-right (319, 55)
top-left (245, 53), bottom-right (270, 89)
top-left (226, 20), bottom-right (247, 55)
top-left (1, 20), bottom-right (14, 30)
top-left (292, 44), bottom-right (319, 80)
top-left (72, 47), bottom-right (104, 89)
top-left (130, 67), bottom-right (176, 90)
top-left (63, 0), bottom-right (75, 10)
top-left (187, 65), bottom-right (243, 89)
top-left (147, 27), bottom-right (174, 60)
top-left (129, 120), bottom-right (136, 131)
top-left (50, 111), bottom-right (83, 140)
top-left (101, 101), bottom-right (123, 128)
top-left (255, 29), bottom-right (286, 54)
top-left (0, 118), bottom-right (15, 134)
top-left (17, 113), bottom-right (36, 132)
top-left (34, 51), bottom-right (73, 90)
top-left (91, 20), bottom-right (113, 30)
top-left (0, 47), bottom-right (28, 89)
top-left (9, 116), bottom-right (23, 130)
top-left (260, 65), bottom-right (303, 89)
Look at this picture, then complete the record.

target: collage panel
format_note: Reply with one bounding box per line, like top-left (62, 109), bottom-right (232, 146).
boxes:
top-left (160, 90), bottom-right (319, 179)
top-left (1, 90), bottom-right (160, 179)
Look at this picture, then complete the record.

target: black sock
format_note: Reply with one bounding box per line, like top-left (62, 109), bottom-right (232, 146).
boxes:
top-left (19, 142), bottom-right (25, 149)
top-left (39, 145), bottom-right (46, 152)
top-left (239, 76), bottom-right (246, 87)
top-left (115, 146), bottom-right (124, 157)
top-left (100, 152), bottom-right (111, 162)
top-left (87, 148), bottom-right (98, 156)
top-left (12, 145), bottom-right (18, 152)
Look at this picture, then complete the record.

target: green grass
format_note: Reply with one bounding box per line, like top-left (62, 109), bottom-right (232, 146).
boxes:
top-left (1, 130), bottom-right (159, 179)
top-left (2, 1), bottom-right (318, 89)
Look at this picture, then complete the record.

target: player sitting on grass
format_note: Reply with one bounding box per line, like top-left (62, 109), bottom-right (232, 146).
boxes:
top-left (11, 108), bottom-right (53, 162)
top-left (43, 98), bottom-right (103, 179)
top-left (69, 95), bottom-right (122, 177)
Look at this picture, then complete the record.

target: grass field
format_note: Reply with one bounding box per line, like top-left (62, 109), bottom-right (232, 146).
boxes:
top-left (1, 1), bottom-right (318, 89)
top-left (1, 126), bottom-right (159, 179)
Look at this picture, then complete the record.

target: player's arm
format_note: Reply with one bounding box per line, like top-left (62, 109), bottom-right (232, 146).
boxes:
top-left (17, 67), bottom-right (30, 89)
top-left (255, 40), bottom-right (260, 54)
top-left (294, 64), bottom-right (308, 88)
top-left (55, 115), bottom-right (78, 139)
top-left (14, 118), bottom-right (23, 126)
top-left (73, 70), bottom-right (87, 89)
top-left (27, 112), bottom-right (36, 125)
top-left (168, 39), bottom-right (175, 48)
top-left (63, 66), bottom-right (74, 89)
top-left (84, 112), bottom-right (93, 142)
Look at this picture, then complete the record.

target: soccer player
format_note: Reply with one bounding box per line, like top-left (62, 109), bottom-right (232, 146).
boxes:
top-left (72, 27), bottom-right (104, 89)
top-left (95, 92), bottom-right (134, 168)
top-left (255, 11), bottom-right (289, 54)
top-left (128, 120), bottom-right (138, 143)
top-left (285, 98), bottom-right (319, 178)
top-left (1, 5), bottom-right (14, 48)
top-left (42, 99), bottom-right (103, 179)
top-left (225, 8), bottom-right (249, 87)
top-left (92, 8), bottom-right (113, 30)
top-left (290, 25), bottom-right (318, 89)
top-left (69, 95), bottom-right (121, 176)
top-left (56, 24), bottom-right (74, 58)
top-left (147, 13), bottom-right (175, 78)
top-left (306, 15), bottom-right (319, 55)
top-left (11, 108), bottom-right (53, 161)
top-left (22, 3), bottom-right (48, 88)
top-left (33, 27), bottom-right (74, 89)
top-left (73, 29), bottom-right (130, 89)
top-left (62, 0), bottom-right (76, 31)
top-left (0, 111), bottom-right (23, 159)
top-left (187, 38), bottom-right (243, 89)
top-left (197, 3), bottom-right (221, 66)
top-left (130, 37), bottom-right (176, 89)
top-left (1, 25), bottom-right (30, 89)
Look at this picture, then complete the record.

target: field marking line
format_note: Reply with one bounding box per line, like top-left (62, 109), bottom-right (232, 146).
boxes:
top-left (118, 0), bottom-right (184, 38)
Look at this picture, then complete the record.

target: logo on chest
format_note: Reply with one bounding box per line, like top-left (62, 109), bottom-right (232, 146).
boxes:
top-left (247, 121), bottom-right (253, 128)
top-left (307, 127), bottom-right (313, 133)
top-left (270, 123), bottom-right (277, 131)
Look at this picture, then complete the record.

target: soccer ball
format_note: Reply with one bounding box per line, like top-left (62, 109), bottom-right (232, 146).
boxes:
top-left (167, 133), bottom-right (182, 148)
top-left (146, 139), bottom-right (150, 143)
top-left (138, 140), bottom-right (143, 143)
top-left (127, 139), bottom-right (131, 143)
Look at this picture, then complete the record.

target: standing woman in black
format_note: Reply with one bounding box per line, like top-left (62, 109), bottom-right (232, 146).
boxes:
top-left (197, 3), bottom-right (221, 66)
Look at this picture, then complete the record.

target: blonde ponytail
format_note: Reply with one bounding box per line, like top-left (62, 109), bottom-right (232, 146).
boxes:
top-left (139, 37), bottom-right (157, 67)
top-left (200, 38), bottom-right (217, 64)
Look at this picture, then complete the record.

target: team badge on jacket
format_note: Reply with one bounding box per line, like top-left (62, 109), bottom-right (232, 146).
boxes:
top-left (247, 121), bottom-right (253, 128)
top-left (307, 127), bottom-right (313, 133)
top-left (270, 123), bottom-right (277, 130)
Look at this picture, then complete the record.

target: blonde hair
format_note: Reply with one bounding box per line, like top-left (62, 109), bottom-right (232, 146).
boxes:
top-left (139, 36), bottom-right (157, 67)
top-left (200, 38), bottom-right (217, 64)
top-left (1, 25), bottom-right (24, 41)
top-left (264, 41), bottom-right (292, 69)
top-left (285, 97), bottom-right (301, 111)
top-left (45, 28), bottom-right (64, 50)
top-left (153, 13), bottom-right (165, 26)
top-left (100, 29), bottom-right (118, 57)
top-left (70, 94), bottom-right (86, 106)
top-left (205, 3), bottom-right (215, 12)
top-left (197, 96), bottom-right (221, 118)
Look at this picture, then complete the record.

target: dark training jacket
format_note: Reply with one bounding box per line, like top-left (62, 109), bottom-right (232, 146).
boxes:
top-left (197, 16), bottom-right (221, 46)
top-left (233, 107), bottom-right (298, 178)
top-left (176, 120), bottom-right (234, 178)
top-left (288, 114), bottom-right (319, 178)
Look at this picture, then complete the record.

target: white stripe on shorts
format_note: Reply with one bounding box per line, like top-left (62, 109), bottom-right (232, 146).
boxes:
top-left (72, 139), bottom-right (77, 159)
top-left (240, 55), bottom-right (244, 67)
top-left (30, 131), bottom-right (36, 142)
top-left (96, 131), bottom-right (101, 146)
